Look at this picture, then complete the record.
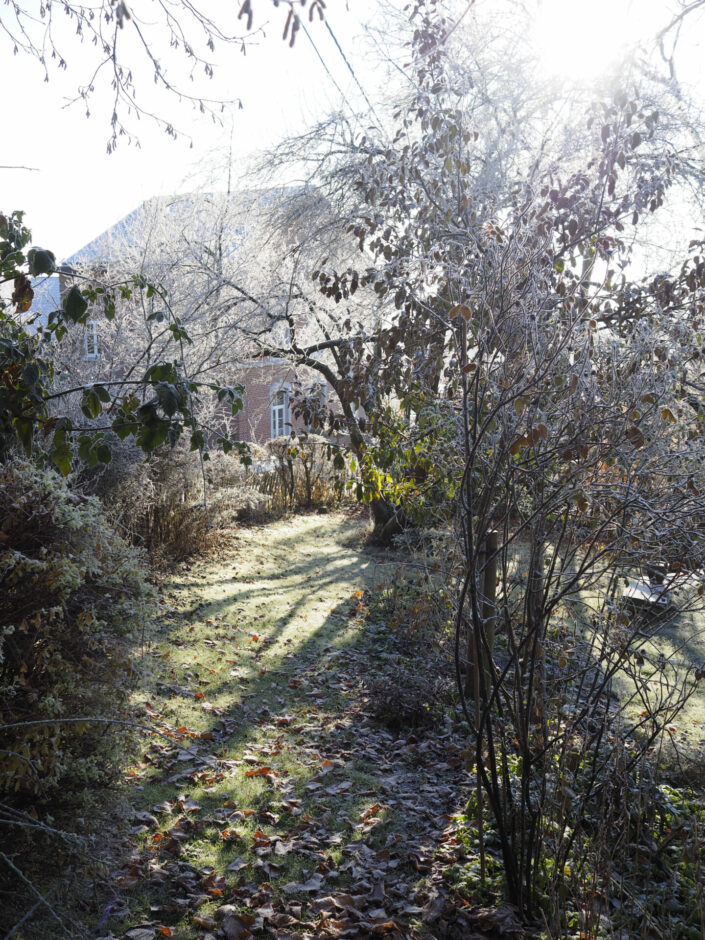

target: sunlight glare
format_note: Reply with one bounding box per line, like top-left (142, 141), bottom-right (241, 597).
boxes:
top-left (532, 0), bottom-right (635, 82)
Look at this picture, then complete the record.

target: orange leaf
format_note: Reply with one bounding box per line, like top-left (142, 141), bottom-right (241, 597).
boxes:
top-left (449, 303), bottom-right (472, 320)
top-left (245, 766), bottom-right (271, 777)
top-left (193, 916), bottom-right (217, 929)
top-left (194, 691), bottom-right (204, 700)
top-left (158, 928), bottom-right (172, 937)
top-left (509, 435), bottom-right (528, 456)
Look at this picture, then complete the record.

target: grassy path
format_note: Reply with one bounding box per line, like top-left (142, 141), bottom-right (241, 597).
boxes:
top-left (102, 513), bottom-right (472, 940)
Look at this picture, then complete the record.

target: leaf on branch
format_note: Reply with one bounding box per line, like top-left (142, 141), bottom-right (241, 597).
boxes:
top-left (27, 247), bottom-right (56, 276)
top-left (509, 435), bottom-right (528, 456)
top-left (62, 285), bottom-right (88, 322)
top-left (81, 386), bottom-right (103, 420)
top-left (626, 425), bottom-right (645, 448)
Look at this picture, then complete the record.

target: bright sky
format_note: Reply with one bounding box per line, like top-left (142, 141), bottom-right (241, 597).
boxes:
top-left (3, 0), bottom-right (704, 261)
top-left (4, 1), bottom-right (381, 259)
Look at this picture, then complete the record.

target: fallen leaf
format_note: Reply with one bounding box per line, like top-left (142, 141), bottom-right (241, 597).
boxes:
top-left (221, 914), bottom-right (254, 940)
top-left (193, 914), bottom-right (217, 930)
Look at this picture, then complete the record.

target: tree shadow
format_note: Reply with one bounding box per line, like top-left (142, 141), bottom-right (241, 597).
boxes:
top-left (103, 514), bottom-right (465, 938)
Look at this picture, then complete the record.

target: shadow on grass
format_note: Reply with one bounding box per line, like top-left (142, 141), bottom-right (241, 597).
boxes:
top-left (101, 514), bottom-right (460, 938)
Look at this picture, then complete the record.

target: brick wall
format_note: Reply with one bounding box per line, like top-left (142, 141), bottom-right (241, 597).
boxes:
top-left (233, 360), bottom-right (332, 443)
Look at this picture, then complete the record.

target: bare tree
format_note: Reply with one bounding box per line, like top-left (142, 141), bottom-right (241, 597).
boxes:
top-left (1, 0), bottom-right (328, 150)
top-left (259, 2), bottom-right (705, 924)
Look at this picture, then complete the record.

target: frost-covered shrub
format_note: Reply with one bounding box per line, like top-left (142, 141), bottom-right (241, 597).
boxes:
top-left (260, 435), bottom-right (342, 510)
top-left (82, 438), bottom-right (265, 554)
top-left (0, 458), bottom-right (155, 799)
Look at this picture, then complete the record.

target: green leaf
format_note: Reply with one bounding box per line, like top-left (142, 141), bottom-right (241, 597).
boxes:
top-left (112, 417), bottom-right (136, 440)
top-left (51, 429), bottom-right (73, 474)
top-left (62, 285), bottom-right (89, 322)
top-left (80, 386), bottom-right (103, 419)
top-left (14, 417), bottom-right (34, 455)
top-left (190, 429), bottom-right (205, 451)
top-left (78, 435), bottom-right (97, 466)
top-left (136, 411), bottom-right (171, 452)
top-left (155, 382), bottom-right (181, 417)
top-left (168, 322), bottom-right (192, 344)
top-left (145, 362), bottom-right (177, 383)
top-left (21, 362), bottom-right (40, 387)
top-left (27, 247), bottom-right (56, 276)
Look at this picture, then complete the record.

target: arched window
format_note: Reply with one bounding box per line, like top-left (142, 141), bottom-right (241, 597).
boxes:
top-left (270, 384), bottom-right (291, 438)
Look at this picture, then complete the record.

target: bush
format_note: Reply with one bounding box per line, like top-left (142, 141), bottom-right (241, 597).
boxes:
top-left (0, 458), bottom-right (155, 800)
top-left (259, 435), bottom-right (343, 511)
top-left (365, 666), bottom-right (452, 731)
top-left (78, 436), bottom-right (207, 553)
top-left (82, 438), bottom-right (272, 554)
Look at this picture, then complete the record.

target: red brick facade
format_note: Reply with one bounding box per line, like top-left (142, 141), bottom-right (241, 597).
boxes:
top-left (232, 360), bottom-right (328, 443)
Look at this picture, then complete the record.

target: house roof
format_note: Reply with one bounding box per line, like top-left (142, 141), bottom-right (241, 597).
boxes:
top-left (63, 188), bottom-right (300, 271)
top-left (63, 200), bottom-right (156, 268)
top-left (29, 275), bottom-right (61, 330)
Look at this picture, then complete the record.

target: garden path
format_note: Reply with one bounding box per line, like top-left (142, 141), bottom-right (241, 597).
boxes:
top-left (104, 513), bottom-right (492, 940)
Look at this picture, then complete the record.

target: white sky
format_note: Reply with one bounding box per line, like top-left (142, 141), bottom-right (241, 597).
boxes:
top-left (3, 0), bottom-right (704, 261)
top-left (3, 0), bottom-right (381, 258)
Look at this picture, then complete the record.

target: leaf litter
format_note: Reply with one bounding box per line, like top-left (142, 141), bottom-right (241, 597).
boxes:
top-left (101, 513), bottom-right (508, 940)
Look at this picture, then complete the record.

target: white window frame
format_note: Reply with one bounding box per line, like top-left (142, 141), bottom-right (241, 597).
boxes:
top-left (270, 384), bottom-right (291, 439)
top-left (84, 320), bottom-right (101, 359)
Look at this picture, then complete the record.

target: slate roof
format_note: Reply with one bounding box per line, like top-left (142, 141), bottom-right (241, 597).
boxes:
top-left (29, 275), bottom-right (61, 330)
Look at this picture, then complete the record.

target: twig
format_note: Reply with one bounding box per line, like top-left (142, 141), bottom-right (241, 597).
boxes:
top-left (0, 853), bottom-right (72, 938)
top-left (4, 886), bottom-right (56, 939)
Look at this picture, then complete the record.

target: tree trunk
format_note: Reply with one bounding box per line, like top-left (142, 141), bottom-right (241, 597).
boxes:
top-left (369, 494), bottom-right (406, 545)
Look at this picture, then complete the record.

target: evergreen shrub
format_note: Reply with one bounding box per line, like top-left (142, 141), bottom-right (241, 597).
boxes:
top-left (0, 458), bottom-right (154, 800)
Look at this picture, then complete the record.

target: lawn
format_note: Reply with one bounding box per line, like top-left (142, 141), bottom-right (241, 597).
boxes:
top-left (98, 512), bottom-right (471, 940)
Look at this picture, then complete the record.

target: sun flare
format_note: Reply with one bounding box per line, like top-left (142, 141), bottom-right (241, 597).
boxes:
top-left (532, 0), bottom-right (638, 82)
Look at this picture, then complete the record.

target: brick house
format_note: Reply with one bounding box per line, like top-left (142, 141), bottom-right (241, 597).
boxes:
top-left (58, 192), bottom-right (335, 445)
